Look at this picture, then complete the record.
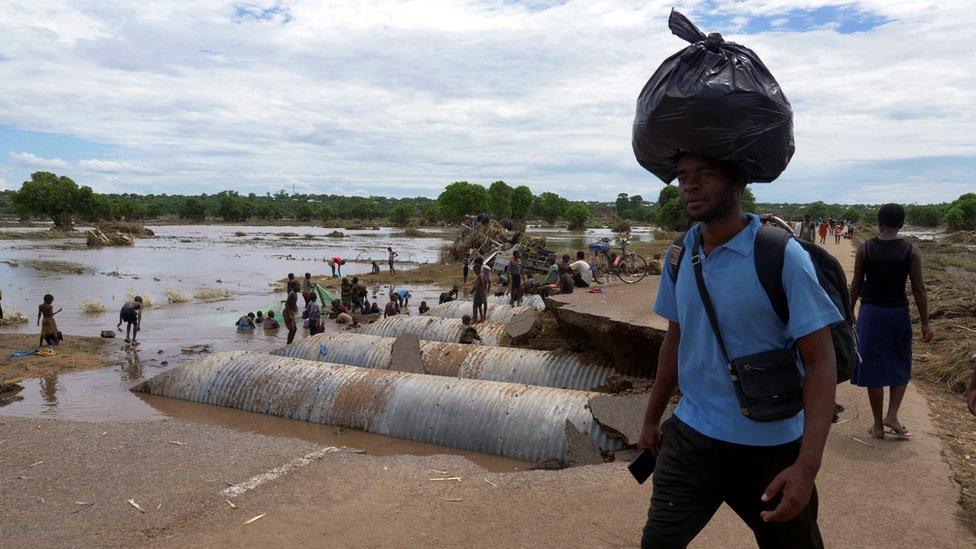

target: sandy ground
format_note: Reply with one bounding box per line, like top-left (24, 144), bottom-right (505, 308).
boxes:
top-left (0, 333), bottom-right (111, 383)
top-left (0, 237), bottom-right (973, 547)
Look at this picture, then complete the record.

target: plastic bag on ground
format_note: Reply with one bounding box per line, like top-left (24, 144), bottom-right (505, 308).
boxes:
top-left (632, 9), bottom-right (794, 184)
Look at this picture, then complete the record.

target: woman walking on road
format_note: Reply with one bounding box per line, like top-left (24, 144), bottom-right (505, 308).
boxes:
top-left (850, 203), bottom-right (933, 440)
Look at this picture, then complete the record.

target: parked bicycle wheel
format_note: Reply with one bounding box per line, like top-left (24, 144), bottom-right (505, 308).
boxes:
top-left (591, 252), bottom-right (610, 284)
top-left (616, 253), bottom-right (648, 284)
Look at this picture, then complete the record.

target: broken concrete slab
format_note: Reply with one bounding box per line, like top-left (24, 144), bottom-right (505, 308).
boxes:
top-left (588, 393), bottom-right (661, 445)
top-left (505, 309), bottom-right (537, 344)
top-left (390, 333), bottom-right (425, 374)
top-left (564, 420), bottom-right (605, 467)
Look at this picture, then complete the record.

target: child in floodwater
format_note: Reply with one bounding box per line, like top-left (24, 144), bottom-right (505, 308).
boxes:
top-left (418, 301), bottom-right (430, 314)
top-left (384, 292), bottom-right (400, 318)
top-left (263, 310), bottom-right (280, 331)
top-left (236, 312), bottom-right (256, 331)
top-left (371, 261), bottom-right (380, 275)
top-left (459, 315), bottom-right (481, 344)
top-left (37, 293), bottom-right (62, 347)
top-left (117, 296), bottom-right (143, 344)
top-left (282, 287), bottom-right (298, 344)
top-left (255, 310), bottom-right (264, 324)
top-left (369, 302), bottom-right (380, 314)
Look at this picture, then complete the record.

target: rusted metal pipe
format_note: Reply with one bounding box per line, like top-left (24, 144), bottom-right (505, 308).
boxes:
top-left (272, 332), bottom-right (616, 391)
top-left (487, 294), bottom-right (546, 310)
top-left (361, 315), bottom-right (510, 346)
top-left (424, 300), bottom-right (536, 323)
top-left (134, 351), bottom-right (623, 463)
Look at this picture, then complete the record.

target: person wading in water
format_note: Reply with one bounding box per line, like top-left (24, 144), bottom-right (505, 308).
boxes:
top-left (638, 153), bottom-right (841, 548)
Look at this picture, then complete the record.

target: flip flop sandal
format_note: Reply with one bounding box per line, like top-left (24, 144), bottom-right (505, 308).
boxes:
top-left (885, 426), bottom-right (912, 440)
top-left (868, 426), bottom-right (885, 440)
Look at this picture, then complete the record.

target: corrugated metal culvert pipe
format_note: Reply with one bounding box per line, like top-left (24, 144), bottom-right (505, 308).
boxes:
top-left (423, 300), bottom-right (536, 323)
top-left (361, 315), bottom-right (510, 346)
top-left (487, 293), bottom-right (546, 310)
top-left (271, 332), bottom-right (616, 391)
top-left (134, 351), bottom-right (624, 463)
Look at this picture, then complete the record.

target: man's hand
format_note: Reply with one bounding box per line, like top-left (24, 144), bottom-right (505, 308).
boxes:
top-left (921, 324), bottom-right (933, 343)
top-left (637, 422), bottom-right (663, 458)
top-left (760, 462), bottom-right (817, 522)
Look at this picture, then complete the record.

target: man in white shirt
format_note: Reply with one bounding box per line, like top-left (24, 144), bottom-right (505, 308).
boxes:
top-left (568, 251), bottom-right (592, 287)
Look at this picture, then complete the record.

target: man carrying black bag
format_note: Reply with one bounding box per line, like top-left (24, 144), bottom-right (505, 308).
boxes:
top-left (633, 11), bottom-right (841, 549)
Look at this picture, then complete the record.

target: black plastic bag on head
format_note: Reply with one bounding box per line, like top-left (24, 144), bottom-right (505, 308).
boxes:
top-left (632, 10), bottom-right (794, 184)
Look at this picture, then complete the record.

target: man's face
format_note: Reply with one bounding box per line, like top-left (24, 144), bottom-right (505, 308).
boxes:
top-left (676, 154), bottom-right (738, 222)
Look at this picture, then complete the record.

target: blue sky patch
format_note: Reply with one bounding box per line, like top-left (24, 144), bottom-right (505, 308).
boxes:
top-left (694, 3), bottom-right (890, 35)
top-left (232, 3), bottom-right (293, 24)
top-left (0, 126), bottom-right (118, 162)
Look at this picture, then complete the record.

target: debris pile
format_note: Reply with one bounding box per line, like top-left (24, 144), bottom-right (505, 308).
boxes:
top-left (86, 228), bottom-right (135, 247)
top-left (97, 222), bottom-right (155, 237)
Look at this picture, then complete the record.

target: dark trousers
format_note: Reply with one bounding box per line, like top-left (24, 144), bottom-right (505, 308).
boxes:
top-left (642, 418), bottom-right (822, 549)
top-left (509, 273), bottom-right (522, 305)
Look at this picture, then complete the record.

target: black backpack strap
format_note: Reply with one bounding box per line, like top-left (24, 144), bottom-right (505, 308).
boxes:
top-left (691, 236), bottom-right (733, 368)
top-left (667, 233), bottom-right (687, 281)
top-left (754, 225), bottom-right (792, 326)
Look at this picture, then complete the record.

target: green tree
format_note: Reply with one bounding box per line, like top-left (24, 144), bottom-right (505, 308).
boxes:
top-left (510, 186), bottom-right (534, 220)
top-left (629, 194), bottom-right (644, 209)
top-left (842, 208), bottom-right (861, 223)
top-left (487, 180), bottom-right (514, 220)
top-left (389, 203), bottom-right (415, 226)
top-left (905, 204), bottom-right (945, 227)
top-left (179, 197), bottom-right (206, 222)
top-left (945, 193), bottom-right (976, 231)
top-left (804, 201), bottom-right (828, 220)
top-left (295, 203), bottom-right (315, 222)
top-left (352, 200), bottom-right (378, 220)
top-left (564, 204), bottom-right (590, 230)
top-left (215, 191), bottom-right (250, 222)
top-left (742, 187), bottom-right (757, 214)
top-left (10, 172), bottom-right (91, 229)
top-left (616, 193), bottom-right (629, 216)
top-left (256, 202), bottom-right (282, 220)
top-left (534, 192), bottom-right (568, 225)
top-left (437, 181), bottom-right (489, 220)
top-left (656, 185), bottom-right (689, 230)
top-left (657, 186), bottom-right (679, 207)
top-left (422, 204), bottom-right (440, 223)
top-left (319, 204), bottom-right (338, 223)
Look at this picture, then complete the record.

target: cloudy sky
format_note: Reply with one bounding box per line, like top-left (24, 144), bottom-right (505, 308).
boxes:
top-left (0, 1), bottom-right (972, 203)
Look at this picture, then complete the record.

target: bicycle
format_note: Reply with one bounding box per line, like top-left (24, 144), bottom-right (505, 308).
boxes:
top-left (589, 236), bottom-right (649, 284)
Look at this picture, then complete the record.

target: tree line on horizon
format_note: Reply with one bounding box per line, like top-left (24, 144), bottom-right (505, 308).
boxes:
top-left (1, 171), bottom-right (973, 233)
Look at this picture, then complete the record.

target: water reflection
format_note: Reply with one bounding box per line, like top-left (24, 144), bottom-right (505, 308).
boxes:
top-left (40, 374), bottom-right (58, 404)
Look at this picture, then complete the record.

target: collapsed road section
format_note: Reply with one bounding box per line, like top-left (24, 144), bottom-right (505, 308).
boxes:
top-left (361, 315), bottom-right (511, 345)
top-left (271, 332), bottom-right (620, 390)
top-left (134, 351), bottom-right (629, 464)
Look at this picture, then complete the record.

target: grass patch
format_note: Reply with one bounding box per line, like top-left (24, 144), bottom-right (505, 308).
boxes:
top-left (0, 230), bottom-right (84, 240)
top-left (401, 228), bottom-right (428, 237)
top-left (0, 307), bottom-right (28, 326)
top-left (194, 286), bottom-right (233, 301)
top-left (164, 288), bottom-right (192, 304)
top-left (80, 299), bottom-right (106, 314)
top-left (126, 288), bottom-right (154, 308)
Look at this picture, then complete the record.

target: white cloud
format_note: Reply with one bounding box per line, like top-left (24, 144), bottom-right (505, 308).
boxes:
top-left (77, 159), bottom-right (160, 174)
top-left (7, 151), bottom-right (69, 169)
top-left (0, 1), bottom-right (971, 202)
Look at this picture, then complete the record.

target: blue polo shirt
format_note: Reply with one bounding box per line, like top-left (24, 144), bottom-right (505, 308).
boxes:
top-left (654, 215), bottom-right (842, 446)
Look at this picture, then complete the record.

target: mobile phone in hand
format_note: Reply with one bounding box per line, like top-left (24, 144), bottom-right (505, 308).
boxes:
top-left (628, 449), bottom-right (656, 484)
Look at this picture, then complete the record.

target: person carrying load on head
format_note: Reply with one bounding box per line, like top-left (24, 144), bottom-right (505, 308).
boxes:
top-left (631, 10), bottom-right (851, 548)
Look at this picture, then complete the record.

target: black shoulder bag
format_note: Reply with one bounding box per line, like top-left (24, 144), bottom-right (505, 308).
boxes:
top-left (691, 237), bottom-right (804, 422)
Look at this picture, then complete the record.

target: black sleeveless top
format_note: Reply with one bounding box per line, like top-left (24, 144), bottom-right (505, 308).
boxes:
top-left (861, 238), bottom-right (913, 307)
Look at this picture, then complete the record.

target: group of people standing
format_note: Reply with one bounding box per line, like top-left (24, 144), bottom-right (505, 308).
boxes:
top-left (799, 215), bottom-right (855, 244)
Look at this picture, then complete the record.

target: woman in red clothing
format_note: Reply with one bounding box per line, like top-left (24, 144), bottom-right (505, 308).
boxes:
top-left (818, 221), bottom-right (828, 244)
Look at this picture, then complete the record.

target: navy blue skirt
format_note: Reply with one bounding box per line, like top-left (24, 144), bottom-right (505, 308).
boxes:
top-left (852, 303), bottom-right (912, 388)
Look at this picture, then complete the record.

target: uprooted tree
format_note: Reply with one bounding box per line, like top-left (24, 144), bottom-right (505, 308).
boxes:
top-left (10, 171), bottom-right (98, 230)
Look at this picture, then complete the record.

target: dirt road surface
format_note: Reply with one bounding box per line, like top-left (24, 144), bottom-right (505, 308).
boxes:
top-left (0, 237), bottom-right (972, 547)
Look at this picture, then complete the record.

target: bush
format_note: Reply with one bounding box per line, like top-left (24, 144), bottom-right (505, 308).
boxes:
top-left (564, 204), bottom-right (590, 230)
top-left (945, 193), bottom-right (976, 231)
top-left (389, 204), bottom-right (416, 226)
